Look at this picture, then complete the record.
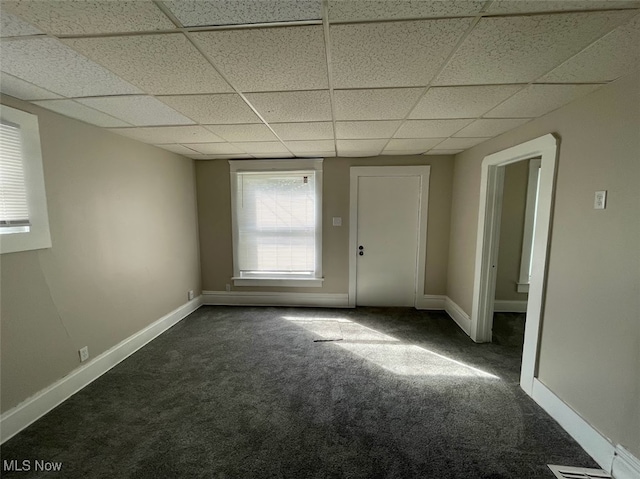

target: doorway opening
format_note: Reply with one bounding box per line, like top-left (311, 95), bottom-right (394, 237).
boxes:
top-left (492, 158), bottom-right (541, 370)
top-left (470, 134), bottom-right (558, 395)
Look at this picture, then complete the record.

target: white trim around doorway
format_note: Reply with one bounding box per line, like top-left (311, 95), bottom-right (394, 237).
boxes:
top-left (470, 134), bottom-right (558, 396)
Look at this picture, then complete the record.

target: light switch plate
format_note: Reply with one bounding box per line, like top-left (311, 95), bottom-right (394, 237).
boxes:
top-left (332, 217), bottom-right (342, 226)
top-left (594, 190), bottom-right (607, 209)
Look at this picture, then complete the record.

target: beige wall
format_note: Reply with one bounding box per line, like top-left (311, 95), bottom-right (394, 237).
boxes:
top-left (446, 73), bottom-right (640, 457)
top-left (0, 96), bottom-right (201, 412)
top-left (495, 160), bottom-right (529, 302)
top-left (196, 155), bottom-right (454, 296)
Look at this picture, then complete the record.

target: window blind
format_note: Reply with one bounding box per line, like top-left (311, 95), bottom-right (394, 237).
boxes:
top-left (236, 170), bottom-right (317, 278)
top-left (0, 120), bottom-right (30, 229)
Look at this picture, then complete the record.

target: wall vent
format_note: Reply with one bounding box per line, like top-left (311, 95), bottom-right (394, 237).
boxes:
top-left (548, 464), bottom-right (611, 479)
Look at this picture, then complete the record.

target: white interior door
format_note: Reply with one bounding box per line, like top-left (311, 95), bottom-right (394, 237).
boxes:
top-left (355, 175), bottom-right (421, 306)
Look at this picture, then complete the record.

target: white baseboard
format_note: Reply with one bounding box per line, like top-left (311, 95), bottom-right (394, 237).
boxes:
top-left (444, 296), bottom-right (471, 335)
top-left (531, 379), bottom-right (617, 472)
top-left (0, 296), bottom-right (202, 444)
top-left (493, 300), bottom-right (528, 312)
top-left (613, 446), bottom-right (640, 479)
top-left (415, 294), bottom-right (446, 310)
top-left (202, 290), bottom-right (349, 308)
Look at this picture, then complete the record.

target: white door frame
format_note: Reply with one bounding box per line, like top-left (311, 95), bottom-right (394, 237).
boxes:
top-left (348, 166), bottom-right (430, 308)
top-left (470, 134), bottom-right (558, 395)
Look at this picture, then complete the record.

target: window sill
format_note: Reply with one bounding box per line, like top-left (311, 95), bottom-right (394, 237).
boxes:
top-left (517, 283), bottom-right (530, 293)
top-left (0, 227), bottom-right (52, 254)
top-left (232, 277), bottom-right (324, 288)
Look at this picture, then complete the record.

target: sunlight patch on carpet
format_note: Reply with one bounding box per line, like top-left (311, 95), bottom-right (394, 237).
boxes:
top-left (283, 315), bottom-right (499, 379)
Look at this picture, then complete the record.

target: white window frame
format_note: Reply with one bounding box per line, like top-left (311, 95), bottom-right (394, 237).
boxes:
top-left (0, 105), bottom-right (51, 254)
top-left (517, 158), bottom-right (541, 293)
top-left (229, 158), bottom-right (323, 288)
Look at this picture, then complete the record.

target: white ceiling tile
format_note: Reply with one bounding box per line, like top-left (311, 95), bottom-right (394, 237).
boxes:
top-left (454, 119), bottom-right (530, 137)
top-left (540, 14), bottom-right (640, 83)
top-left (285, 140), bottom-right (336, 153)
top-left (434, 11), bottom-right (635, 85)
top-left (485, 84), bottom-right (602, 118)
top-left (394, 119), bottom-right (473, 138)
top-left (164, 0), bottom-right (321, 27)
top-left (78, 96), bottom-right (194, 126)
top-left (245, 91), bottom-right (332, 122)
top-left (409, 85), bottom-right (525, 119)
top-left (159, 94), bottom-right (262, 124)
top-left (331, 19), bottom-right (471, 88)
top-left (337, 139), bottom-right (387, 156)
top-left (385, 138), bottom-right (443, 151)
top-left (328, 0), bottom-right (485, 22)
top-left (488, 1), bottom-right (640, 14)
top-left (270, 122), bottom-right (334, 140)
top-left (294, 152), bottom-right (335, 158)
top-left (233, 142), bottom-right (290, 154)
top-left (191, 26), bottom-right (327, 92)
top-left (436, 138), bottom-right (490, 149)
top-left (154, 144), bottom-right (200, 155)
top-left (333, 89), bottom-right (423, 120)
top-left (335, 121), bottom-right (401, 139)
top-left (425, 149), bottom-right (463, 155)
top-left (338, 151), bottom-right (386, 157)
top-left (109, 126), bottom-right (224, 144)
top-left (0, 38), bottom-right (142, 97)
top-left (183, 143), bottom-right (244, 155)
top-left (2, 0), bottom-right (175, 35)
top-left (63, 34), bottom-right (232, 95)
top-left (206, 124), bottom-right (278, 142)
top-left (32, 99), bottom-right (131, 127)
top-left (0, 73), bottom-right (62, 100)
top-left (1, 11), bottom-right (42, 37)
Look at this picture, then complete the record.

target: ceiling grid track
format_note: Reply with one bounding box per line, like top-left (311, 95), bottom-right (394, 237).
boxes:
top-left (377, 0), bottom-right (494, 154)
top-left (152, 0), bottom-right (297, 159)
top-left (476, 9), bottom-right (636, 123)
top-left (321, 0), bottom-right (339, 156)
top-left (2, 0), bottom-right (638, 158)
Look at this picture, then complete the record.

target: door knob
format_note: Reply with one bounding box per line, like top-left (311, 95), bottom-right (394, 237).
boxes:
top-left (358, 245), bottom-right (364, 250)
top-left (359, 251), bottom-right (364, 256)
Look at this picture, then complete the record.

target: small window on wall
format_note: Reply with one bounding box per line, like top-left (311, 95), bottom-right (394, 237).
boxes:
top-left (229, 159), bottom-right (323, 287)
top-left (0, 105), bottom-right (51, 254)
top-left (517, 158), bottom-right (541, 293)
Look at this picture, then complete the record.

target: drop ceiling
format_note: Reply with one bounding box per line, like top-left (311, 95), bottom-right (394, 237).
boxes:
top-left (1, 0), bottom-right (639, 160)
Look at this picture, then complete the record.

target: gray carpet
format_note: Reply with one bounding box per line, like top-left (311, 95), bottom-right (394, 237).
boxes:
top-left (1, 307), bottom-right (597, 478)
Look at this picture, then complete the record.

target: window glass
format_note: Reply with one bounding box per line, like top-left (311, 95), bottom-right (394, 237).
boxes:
top-left (229, 159), bottom-right (323, 285)
top-left (0, 105), bottom-right (51, 254)
top-left (0, 120), bottom-right (31, 234)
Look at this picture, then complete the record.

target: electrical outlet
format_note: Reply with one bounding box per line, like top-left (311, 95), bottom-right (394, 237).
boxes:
top-left (79, 346), bottom-right (89, 362)
top-left (226, 283), bottom-right (231, 292)
top-left (594, 190), bottom-right (607, 210)
top-left (188, 290), bottom-right (195, 300)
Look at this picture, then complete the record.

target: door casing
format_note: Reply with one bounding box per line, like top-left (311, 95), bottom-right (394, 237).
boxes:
top-left (348, 166), bottom-right (431, 308)
top-left (471, 134), bottom-right (558, 395)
